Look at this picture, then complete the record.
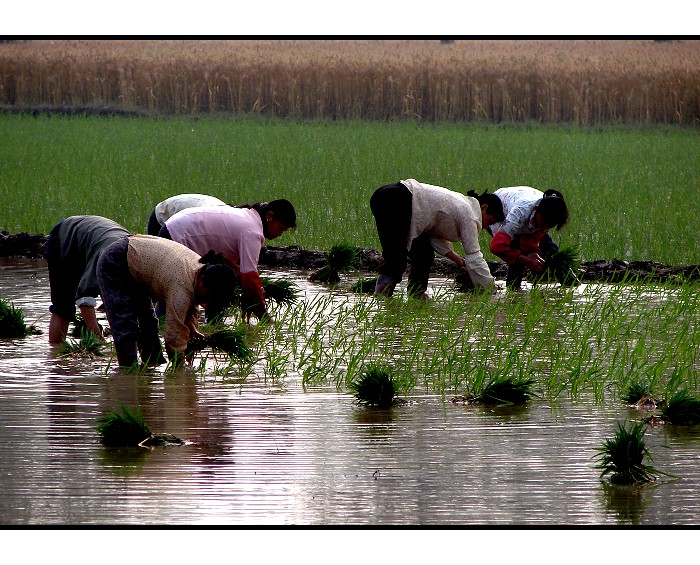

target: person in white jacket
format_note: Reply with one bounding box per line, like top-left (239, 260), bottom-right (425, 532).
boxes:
top-left (370, 179), bottom-right (504, 297)
top-left (146, 193), bottom-right (229, 236)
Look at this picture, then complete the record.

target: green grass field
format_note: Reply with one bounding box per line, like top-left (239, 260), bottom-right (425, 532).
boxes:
top-left (1, 113), bottom-right (698, 264)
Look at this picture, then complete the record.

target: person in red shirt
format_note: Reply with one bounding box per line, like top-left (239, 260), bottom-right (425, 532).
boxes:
top-left (488, 187), bottom-right (569, 289)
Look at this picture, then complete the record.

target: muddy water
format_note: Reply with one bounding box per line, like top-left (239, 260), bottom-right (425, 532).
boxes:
top-left (2, 258), bottom-right (700, 525)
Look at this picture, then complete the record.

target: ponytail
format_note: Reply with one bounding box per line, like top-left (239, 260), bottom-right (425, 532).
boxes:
top-left (467, 189), bottom-right (505, 222)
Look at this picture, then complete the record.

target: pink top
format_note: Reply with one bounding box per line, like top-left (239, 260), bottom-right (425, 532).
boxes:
top-left (165, 206), bottom-right (264, 274)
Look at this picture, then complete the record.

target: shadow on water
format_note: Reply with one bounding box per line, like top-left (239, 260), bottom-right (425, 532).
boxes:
top-left (2, 257), bottom-right (700, 525)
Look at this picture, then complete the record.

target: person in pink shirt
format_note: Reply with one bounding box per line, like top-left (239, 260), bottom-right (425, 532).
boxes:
top-left (160, 199), bottom-right (296, 320)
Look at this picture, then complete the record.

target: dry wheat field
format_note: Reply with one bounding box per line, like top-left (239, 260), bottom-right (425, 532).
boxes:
top-left (1, 39), bottom-right (699, 125)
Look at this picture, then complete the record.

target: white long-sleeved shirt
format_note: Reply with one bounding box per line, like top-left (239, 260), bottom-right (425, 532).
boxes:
top-left (154, 193), bottom-right (227, 226)
top-left (490, 186), bottom-right (544, 238)
top-left (401, 178), bottom-right (494, 288)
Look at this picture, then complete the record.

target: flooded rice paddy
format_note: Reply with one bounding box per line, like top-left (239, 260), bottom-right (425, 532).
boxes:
top-left (1, 257), bottom-right (700, 525)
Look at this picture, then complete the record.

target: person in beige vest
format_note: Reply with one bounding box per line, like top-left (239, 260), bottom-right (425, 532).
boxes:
top-left (370, 179), bottom-right (504, 297)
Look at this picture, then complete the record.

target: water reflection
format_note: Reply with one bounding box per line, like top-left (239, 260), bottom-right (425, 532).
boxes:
top-left (2, 258), bottom-right (700, 524)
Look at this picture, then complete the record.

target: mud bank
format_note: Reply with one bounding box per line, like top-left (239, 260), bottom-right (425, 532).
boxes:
top-left (2, 230), bottom-right (699, 284)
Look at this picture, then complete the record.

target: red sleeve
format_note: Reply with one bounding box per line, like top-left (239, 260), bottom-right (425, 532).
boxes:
top-left (490, 231), bottom-right (521, 264)
top-left (239, 271), bottom-right (266, 318)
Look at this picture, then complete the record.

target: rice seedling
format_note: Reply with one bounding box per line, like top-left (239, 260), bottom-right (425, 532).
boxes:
top-left (454, 268), bottom-right (476, 292)
top-left (96, 404), bottom-right (152, 447)
top-left (96, 403), bottom-right (184, 447)
top-left (59, 328), bottom-right (105, 358)
top-left (349, 364), bottom-right (399, 408)
top-left (261, 277), bottom-right (299, 306)
top-left (187, 326), bottom-right (254, 361)
top-left (309, 243), bottom-right (358, 284)
top-left (529, 245), bottom-right (581, 286)
top-left (458, 374), bottom-right (536, 405)
top-left (350, 277), bottom-right (377, 294)
top-left (593, 421), bottom-right (670, 485)
top-left (658, 389), bottom-right (700, 425)
top-left (0, 297), bottom-right (29, 338)
top-left (622, 379), bottom-right (659, 409)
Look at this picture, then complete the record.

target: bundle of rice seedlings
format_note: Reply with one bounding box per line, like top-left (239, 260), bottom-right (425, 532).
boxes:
top-left (349, 365), bottom-right (398, 408)
top-left (622, 380), bottom-right (659, 409)
top-left (309, 243), bottom-right (357, 283)
top-left (658, 389), bottom-right (700, 425)
top-left (59, 328), bottom-right (105, 357)
top-left (192, 326), bottom-right (253, 360)
top-left (473, 374), bottom-right (535, 405)
top-left (350, 277), bottom-right (377, 294)
top-left (97, 404), bottom-right (153, 446)
top-left (593, 421), bottom-right (669, 485)
top-left (454, 267), bottom-right (476, 292)
top-left (96, 403), bottom-right (184, 447)
top-left (261, 277), bottom-right (299, 305)
top-left (530, 244), bottom-right (581, 286)
top-left (0, 297), bottom-right (29, 338)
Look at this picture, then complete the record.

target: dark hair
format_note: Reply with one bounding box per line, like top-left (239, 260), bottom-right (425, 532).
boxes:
top-left (198, 251), bottom-right (239, 307)
top-left (466, 189), bottom-right (505, 222)
top-left (237, 199), bottom-right (297, 230)
top-left (538, 189), bottom-right (569, 230)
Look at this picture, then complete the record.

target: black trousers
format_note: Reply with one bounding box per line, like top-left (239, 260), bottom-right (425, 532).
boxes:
top-left (370, 182), bottom-right (434, 295)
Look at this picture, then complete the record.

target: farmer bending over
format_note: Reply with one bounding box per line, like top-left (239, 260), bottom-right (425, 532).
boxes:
top-left (46, 215), bottom-right (131, 344)
top-left (488, 186), bottom-right (569, 289)
top-left (97, 235), bottom-right (238, 368)
top-left (146, 193), bottom-right (229, 236)
top-left (370, 179), bottom-right (504, 297)
top-left (158, 199), bottom-right (297, 321)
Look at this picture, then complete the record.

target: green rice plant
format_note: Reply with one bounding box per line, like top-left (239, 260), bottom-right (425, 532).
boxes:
top-left (261, 277), bottom-right (299, 306)
top-left (59, 328), bottom-right (105, 357)
top-left (658, 389), bottom-right (700, 425)
top-left (622, 379), bottom-right (658, 408)
top-left (349, 364), bottom-right (398, 408)
top-left (96, 403), bottom-right (184, 447)
top-left (187, 326), bottom-right (254, 361)
top-left (453, 268), bottom-right (476, 292)
top-left (530, 244), bottom-right (581, 286)
top-left (593, 421), bottom-right (670, 485)
top-left (309, 243), bottom-right (358, 284)
top-left (97, 404), bottom-right (152, 447)
top-left (0, 297), bottom-right (29, 338)
top-left (350, 277), bottom-right (377, 294)
top-left (472, 374), bottom-right (535, 405)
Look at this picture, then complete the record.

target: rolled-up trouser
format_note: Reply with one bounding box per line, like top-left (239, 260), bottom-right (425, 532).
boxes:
top-left (370, 182), bottom-right (413, 281)
top-left (97, 236), bottom-right (164, 367)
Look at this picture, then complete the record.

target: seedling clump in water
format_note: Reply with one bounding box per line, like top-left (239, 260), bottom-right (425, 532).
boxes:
top-left (623, 380), bottom-right (659, 409)
top-left (593, 421), bottom-right (671, 485)
top-left (350, 365), bottom-right (399, 408)
top-left (309, 243), bottom-right (357, 284)
top-left (0, 297), bottom-right (34, 338)
top-left (455, 375), bottom-right (535, 405)
top-left (60, 328), bottom-right (105, 358)
top-left (97, 403), bottom-right (184, 447)
top-left (658, 389), bottom-right (700, 425)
